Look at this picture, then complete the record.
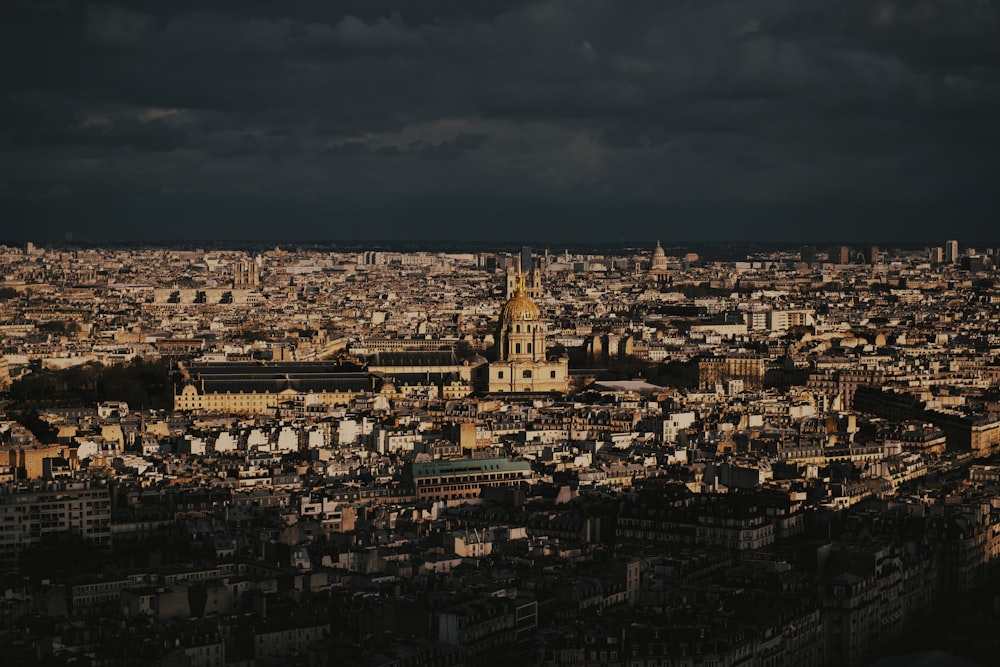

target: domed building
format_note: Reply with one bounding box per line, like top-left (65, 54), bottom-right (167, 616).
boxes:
top-left (486, 269), bottom-right (568, 393)
top-left (647, 240), bottom-right (671, 283)
top-left (651, 240), bottom-right (667, 271)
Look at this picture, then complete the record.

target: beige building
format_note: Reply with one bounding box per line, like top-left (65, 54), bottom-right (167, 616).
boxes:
top-left (231, 259), bottom-right (259, 288)
top-left (369, 349), bottom-right (482, 400)
top-left (486, 269), bottom-right (568, 393)
top-left (150, 287), bottom-right (262, 307)
top-left (697, 355), bottom-right (766, 390)
top-left (173, 362), bottom-right (383, 414)
top-left (0, 444), bottom-right (78, 480)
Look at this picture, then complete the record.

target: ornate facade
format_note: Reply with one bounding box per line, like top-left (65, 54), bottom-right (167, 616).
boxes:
top-left (505, 263), bottom-right (544, 299)
top-left (487, 269), bottom-right (568, 393)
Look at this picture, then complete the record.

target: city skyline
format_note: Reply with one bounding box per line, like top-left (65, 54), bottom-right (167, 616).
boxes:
top-left (1, 238), bottom-right (1000, 664)
top-left (3, 1), bottom-right (998, 242)
top-left (5, 239), bottom-right (996, 268)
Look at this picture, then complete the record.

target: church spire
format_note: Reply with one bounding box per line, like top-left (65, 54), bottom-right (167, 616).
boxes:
top-left (514, 256), bottom-right (528, 297)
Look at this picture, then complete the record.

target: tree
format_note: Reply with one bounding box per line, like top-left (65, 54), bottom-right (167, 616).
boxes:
top-left (37, 320), bottom-right (75, 335)
top-left (7, 358), bottom-right (172, 410)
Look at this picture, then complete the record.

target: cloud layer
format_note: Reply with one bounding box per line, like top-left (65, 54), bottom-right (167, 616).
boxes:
top-left (2, 0), bottom-right (998, 242)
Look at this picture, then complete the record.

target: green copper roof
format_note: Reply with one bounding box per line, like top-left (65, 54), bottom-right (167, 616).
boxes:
top-left (412, 457), bottom-right (531, 479)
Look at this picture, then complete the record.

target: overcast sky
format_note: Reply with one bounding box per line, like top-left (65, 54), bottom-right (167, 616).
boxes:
top-left (2, 0), bottom-right (998, 243)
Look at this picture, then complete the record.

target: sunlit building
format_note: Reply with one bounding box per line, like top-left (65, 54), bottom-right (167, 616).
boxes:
top-left (485, 268), bottom-right (568, 393)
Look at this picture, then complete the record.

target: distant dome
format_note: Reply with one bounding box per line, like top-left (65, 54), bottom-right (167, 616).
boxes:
top-left (651, 240), bottom-right (668, 271)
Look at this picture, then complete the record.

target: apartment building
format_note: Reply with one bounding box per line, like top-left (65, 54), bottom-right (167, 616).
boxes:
top-left (0, 480), bottom-right (111, 564)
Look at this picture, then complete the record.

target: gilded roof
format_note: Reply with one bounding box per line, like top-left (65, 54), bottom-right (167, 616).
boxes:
top-left (500, 265), bottom-right (540, 321)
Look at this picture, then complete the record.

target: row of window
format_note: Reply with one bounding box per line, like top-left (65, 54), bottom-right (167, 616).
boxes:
top-left (496, 370), bottom-right (558, 379)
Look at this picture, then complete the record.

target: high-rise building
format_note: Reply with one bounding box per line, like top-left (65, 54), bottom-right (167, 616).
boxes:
top-left (828, 245), bottom-right (850, 265)
top-left (520, 246), bottom-right (533, 274)
top-left (800, 245), bottom-right (817, 265)
top-left (929, 247), bottom-right (944, 264)
top-left (477, 253), bottom-right (497, 271)
top-left (865, 245), bottom-right (879, 265)
top-left (945, 239), bottom-right (959, 264)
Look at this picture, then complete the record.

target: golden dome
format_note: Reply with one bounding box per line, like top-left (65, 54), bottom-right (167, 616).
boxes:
top-left (501, 293), bottom-right (540, 321)
top-left (500, 272), bottom-right (540, 321)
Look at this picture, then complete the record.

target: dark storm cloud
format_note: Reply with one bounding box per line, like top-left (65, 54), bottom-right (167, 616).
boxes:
top-left (211, 133), bottom-right (259, 158)
top-left (7, 101), bottom-right (186, 153)
top-left (322, 133), bottom-right (488, 160)
top-left (2, 0), bottom-right (999, 241)
top-left (85, 4), bottom-right (154, 49)
top-left (374, 145), bottom-right (405, 158)
top-left (411, 133), bottom-right (488, 160)
top-left (322, 140), bottom-right (367, 157)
